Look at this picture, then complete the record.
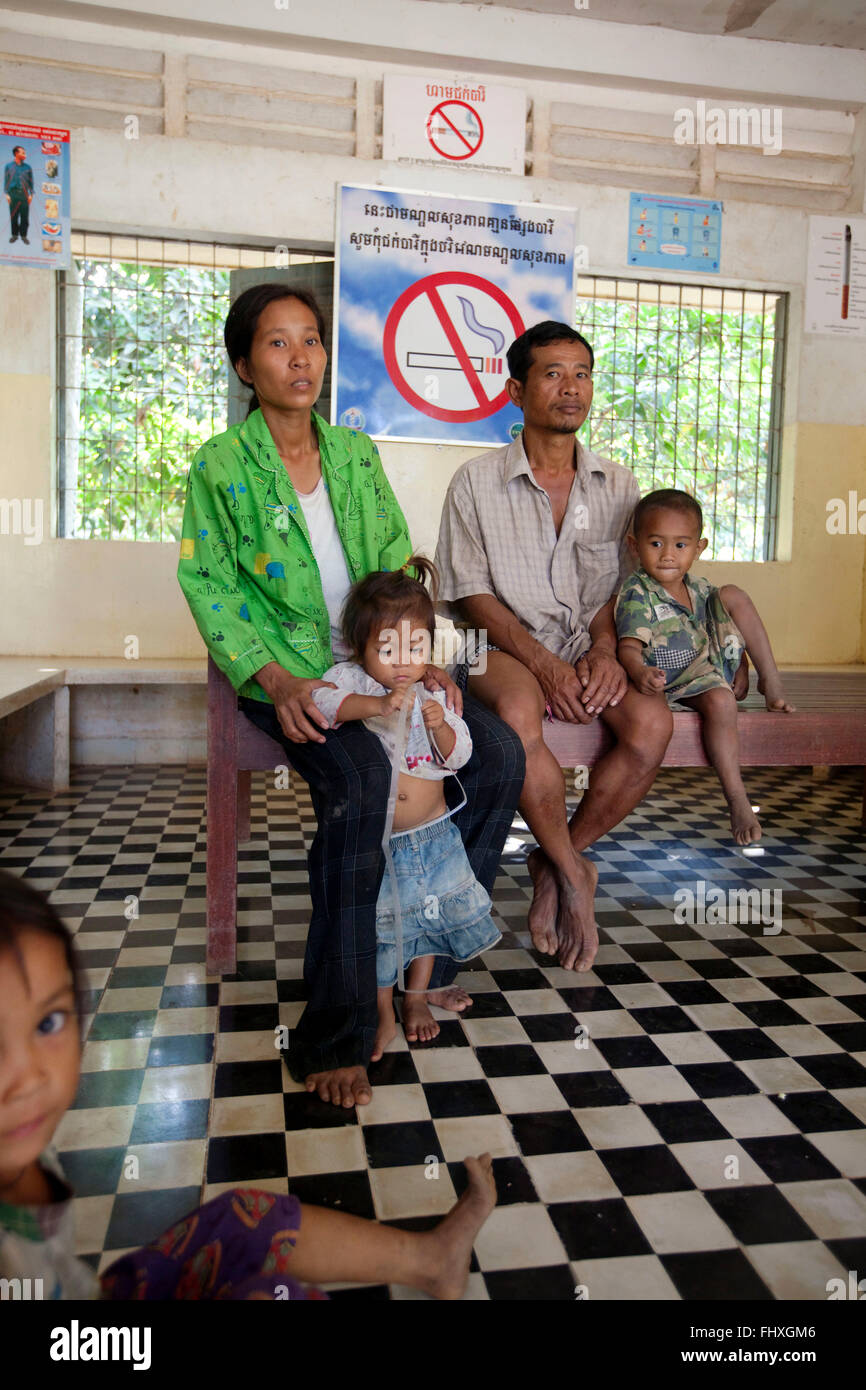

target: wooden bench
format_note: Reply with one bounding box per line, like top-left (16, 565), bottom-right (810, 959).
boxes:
top-left (206, 659), bottom-right (866, 974)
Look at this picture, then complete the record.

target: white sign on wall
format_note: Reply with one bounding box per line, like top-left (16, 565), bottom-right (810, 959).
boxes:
top-left (382, 74), bottom-right (526, 175)
top-left (805, 215), bottom-right (866, 337)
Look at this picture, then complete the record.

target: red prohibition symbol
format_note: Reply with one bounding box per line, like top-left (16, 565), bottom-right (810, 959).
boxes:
top-left (383, 271), bottom-right (525, 424)
top-left (426, 100), bottom-right (484, 160)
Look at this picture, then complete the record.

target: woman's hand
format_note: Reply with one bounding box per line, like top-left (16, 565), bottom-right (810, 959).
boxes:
top-left (423, 664), bottom-right (463, 716)
top-left (255, 663), bottom-right (336, 744)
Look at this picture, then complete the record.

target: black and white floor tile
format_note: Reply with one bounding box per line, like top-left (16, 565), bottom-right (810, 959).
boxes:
top-left (1, 764), bottom-right (865, 1300)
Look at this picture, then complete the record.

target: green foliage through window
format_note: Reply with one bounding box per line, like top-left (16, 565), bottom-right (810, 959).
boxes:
top-left (576, 277), bottom-right (785, 562)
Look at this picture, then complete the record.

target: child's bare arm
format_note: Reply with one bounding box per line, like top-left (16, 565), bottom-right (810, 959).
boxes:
top-left (333, 691), bottom-right (402, 722)
top-left (422, 699), bottom-right (457, 759)
top-left (618, 638), bottom-right (667, 696)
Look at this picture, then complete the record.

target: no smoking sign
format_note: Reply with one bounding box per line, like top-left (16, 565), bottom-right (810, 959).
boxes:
top-left (383, 271), bottom-right (525, 424)
top-left (426, 100), bottom-right (483, 161)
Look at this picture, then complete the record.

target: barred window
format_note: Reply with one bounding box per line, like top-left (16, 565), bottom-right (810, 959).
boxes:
top-left (56, 234), bottom-right (333, 541)
top-left (576, 276), bottom-right (787, 562)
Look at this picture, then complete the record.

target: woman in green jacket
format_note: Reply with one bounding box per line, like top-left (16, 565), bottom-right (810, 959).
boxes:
top-left (178, 283), bottom-right (524, 1108)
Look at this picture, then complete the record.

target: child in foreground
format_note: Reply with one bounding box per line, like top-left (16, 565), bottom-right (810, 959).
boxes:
top-left (311, 558), bottom-right (501, 1060)
top-left (0, 869), bottom-right (496, 1300)
top-left (615, 489), bottom-right (794, 845)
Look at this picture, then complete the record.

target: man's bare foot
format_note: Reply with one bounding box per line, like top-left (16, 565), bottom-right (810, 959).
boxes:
top-left (421, 1155), bottom-right (497, 1300)
top-left (729, 795), bottom-right (762, 845)
top-left (305, 1065), bottom-right (372, 1108)
top-left (527, 847), bottom-right (559, 955)
top-left (371, 994), bottom-right (397, 1063)
top-left (732, 653), bottom-right (750, 701)
top-left (425, 986), bottom-right (473, 1011)
top-left (554, 854), bottom-right (599, 972)
top-left (757, 675), bottom-right (795, 712)
top-left (401, 994), bottom-right (440, 1044)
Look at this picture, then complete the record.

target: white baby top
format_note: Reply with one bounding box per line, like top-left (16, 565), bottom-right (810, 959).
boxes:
top-left (311, 661), bottom-right (473, 779)
top-left (295, 476), bottom-right (353, 661)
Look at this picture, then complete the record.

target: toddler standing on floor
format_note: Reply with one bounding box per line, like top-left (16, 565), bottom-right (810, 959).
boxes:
top-left (615, 489), bottom-right (795, 845)
top-left (311, 557), bottom-right (501, 1059)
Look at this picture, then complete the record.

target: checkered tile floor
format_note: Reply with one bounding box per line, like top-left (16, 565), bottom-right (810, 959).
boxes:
top-left (2, 765), bottom-right (865, 1300)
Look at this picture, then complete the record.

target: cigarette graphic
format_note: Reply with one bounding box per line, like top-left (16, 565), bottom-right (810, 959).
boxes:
top-left (406, 351), bottom-right (503, 373)
top-left (842, 224), bottom-right (852, 320)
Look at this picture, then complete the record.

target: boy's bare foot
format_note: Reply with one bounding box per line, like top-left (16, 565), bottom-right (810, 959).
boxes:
top-left (555, 853), bottom-right (599, 971)
top-left (757, 675), bottom-right (795, 712)
top-left (422, 1154), bottom-right (497, 1300)
top-left (401, 993), bottom-right (440, 1044)
top-left (732, 653), bottom-right (750, 700)
top-left (527, 847), bottom-right (559, 955)
top-left (305, 1065), bottom-right (372, 1108)
top-left (729, 795), bottom-right (762, 845)
top-left (371, 997), bottom-right (397, 1063)
top-left (425, 986), bottom-right (473, 1011)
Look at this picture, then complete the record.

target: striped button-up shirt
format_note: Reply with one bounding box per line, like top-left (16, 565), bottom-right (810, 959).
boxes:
top-left (435, 432), bottom-right (640, 664)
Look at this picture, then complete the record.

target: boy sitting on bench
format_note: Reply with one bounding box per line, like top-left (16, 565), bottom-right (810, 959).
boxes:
top-left (615, 488), bottom-right (794, 845)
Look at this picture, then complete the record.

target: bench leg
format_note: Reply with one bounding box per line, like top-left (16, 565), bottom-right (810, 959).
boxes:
top-left (206, 752), bottom-right (238, 976)
top-left (237, 770), bottom-right (252, 844)
top-left (0, 686), bottom-right (69, 792)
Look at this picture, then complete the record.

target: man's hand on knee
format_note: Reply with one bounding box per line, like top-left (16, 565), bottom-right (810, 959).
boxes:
top-left (536, 655), bottom-right (595, 724)
top-left (575, 645), bottom-right (629, 714)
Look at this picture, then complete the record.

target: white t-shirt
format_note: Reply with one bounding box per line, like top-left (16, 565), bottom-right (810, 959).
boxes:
top-left (296, 476), bottom-right (354, 660)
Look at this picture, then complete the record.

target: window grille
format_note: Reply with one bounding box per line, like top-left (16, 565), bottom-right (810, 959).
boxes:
top-left (57, 234), bottom-right (333, 540)
top-left (576, 275), bottom-right (786, 561)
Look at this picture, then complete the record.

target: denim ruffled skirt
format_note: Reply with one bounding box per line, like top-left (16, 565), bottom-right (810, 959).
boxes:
top-left (375, 814), bottom-right (501, 988)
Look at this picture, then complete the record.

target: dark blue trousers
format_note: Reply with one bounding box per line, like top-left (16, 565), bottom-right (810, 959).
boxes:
top-left (238, 693), bottom-right (524, 1080)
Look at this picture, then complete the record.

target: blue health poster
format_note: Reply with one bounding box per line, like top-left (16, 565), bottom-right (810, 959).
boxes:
top-left (628, 192), bottom-right (722, 273)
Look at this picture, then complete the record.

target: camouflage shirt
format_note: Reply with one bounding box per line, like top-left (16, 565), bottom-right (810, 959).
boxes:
top-left (615, 565), bottom-right (742, 699)
top-left (177, 409), bottom-right (413, 703)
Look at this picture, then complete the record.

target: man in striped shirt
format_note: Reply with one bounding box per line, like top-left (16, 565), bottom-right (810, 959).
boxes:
top-left (436, 321), bottom-right (674, 974)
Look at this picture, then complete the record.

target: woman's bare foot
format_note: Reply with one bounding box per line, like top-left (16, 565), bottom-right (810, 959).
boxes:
top-left (729, 795), bottom-right (762, 845)
top-left (401, 993), bottom-right (440, 1044)
top-left (527, 847), bottom-right (559, 955)
top-left (757, 675), bottom-right (795, 712)
top-left (554, 853), bottom-right (599, 971)
top-left (421, 1155), bottom-right (497, 1300)
top-left (425, 986), bottom-right (473, 1011)
top-left (371, 991), bottom-right (398, 1063)
top-left (305, 1065), bottom-right (372, 1108)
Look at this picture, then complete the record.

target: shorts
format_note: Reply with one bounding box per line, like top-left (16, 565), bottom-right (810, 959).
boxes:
top-left (452, 633), bottom-right (501, 693)
top-left (375, 814), bottom-right (501, 988)
top-left (100, 1190), bottom-right (327, 1301)
top-left (662, 590), bottom-right (745, 705)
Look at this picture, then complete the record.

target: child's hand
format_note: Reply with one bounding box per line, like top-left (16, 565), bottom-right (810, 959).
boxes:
top-left (421, 698), bottom-right (445, 731)
top-left (633, 666), bottom-right (667, 697)
top-left (380, 683), bottom-right (415, 716)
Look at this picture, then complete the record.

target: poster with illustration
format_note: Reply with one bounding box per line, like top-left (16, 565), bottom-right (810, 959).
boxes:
top-left (333, 183), bottom-right (577, 445)
top-left (0, 121), bottom-right (70, 269)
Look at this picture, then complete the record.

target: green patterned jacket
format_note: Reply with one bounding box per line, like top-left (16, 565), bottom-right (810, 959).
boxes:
top-left (177, 408), bottom-right (413, 703)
